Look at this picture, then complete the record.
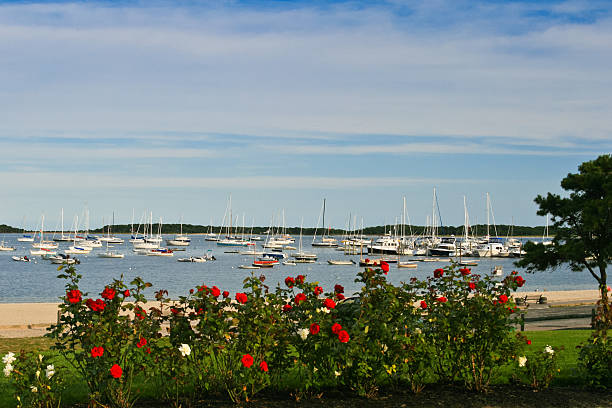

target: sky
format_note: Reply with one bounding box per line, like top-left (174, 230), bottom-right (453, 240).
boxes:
top-left (0, 0), bottom-right (610, 230)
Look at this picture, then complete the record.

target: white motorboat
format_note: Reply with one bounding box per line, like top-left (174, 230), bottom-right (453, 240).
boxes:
top-left (428, 236), bottom-right (456, 257)
top-left (97, 251), bottom-right (125, 258)
top-left (12, 255), bottom-right (31, 262)
top-left (177, 257), bottom-right (207, 263)
top-left (49, 255), bottom-right (78, 264)
top-left (282, 261), bottom-right (297, 266)
top-left (146, 248), bottom-right (174, 257)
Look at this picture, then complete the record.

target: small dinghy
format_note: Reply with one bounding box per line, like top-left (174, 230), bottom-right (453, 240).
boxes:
top-left (282, 261), bottom-right (297, 266)
top-left (239, 265), bottom-right (260, 269)
top-left (12, 255), bottom-right (31, 262)
top-left (327, 259), bottom-right (356, 265)
top-left (398, 262), bottom-right (418, 269)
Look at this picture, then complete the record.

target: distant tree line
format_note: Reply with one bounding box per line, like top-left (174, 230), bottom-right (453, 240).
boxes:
top-left (0, 223), bottom-right (558, 237)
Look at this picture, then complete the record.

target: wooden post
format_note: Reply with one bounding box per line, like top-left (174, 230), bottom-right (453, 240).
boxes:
top-left (520, 313), bottom-right (525, 332)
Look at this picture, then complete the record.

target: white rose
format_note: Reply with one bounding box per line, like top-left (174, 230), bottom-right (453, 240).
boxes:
top-left (297, 328), bottom-right (309, 340)
top-left (334, 370), bottom-right (341, 377)
top-left (544, 345), bottom-right (554, 355)
top-left (35, 370), bottom-right (40, 378)
top-left (2, 352), bottom-right (16, 365)
top-left (518, 356), bottom-right (527, 367)
top-left (30, 386), bottom-right (38, 393)
top-left (178, 343), bottom-right (191, 357)
top-left (3, 363), bottom-right (13, 377)
top-left (45, 364), bottom-right (55, 379)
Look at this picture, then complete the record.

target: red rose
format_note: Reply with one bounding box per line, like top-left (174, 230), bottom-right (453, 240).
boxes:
top-left (498, 294), bottom-right (508, 304)
top-left (420, 300), bottom-right (428, 309)
top-left (223, 291), bottom-right (230, 298)
top-left (101, 287), bottom-right (116, 300)
top-left (123, 290), bottom-right (130, 297)
top-left (91, 346), bottom-right (104, 358)
top-left (66, 289), bottom-right (82, 304)
top-left (336, 293), bottom-right (345, 300)
top-left (137, 337), bottom-right (147, 348)
top-left (285, 276), bottom-right (295, 288)
top-left (468, 282), bottom-right (476, 290)
top-left (323, 298), bottom-right (336, 309)
top-left (86, 298), bottom-right (106, 312)
top-left (331, 323), bottom-right (343, 334)
top-left (314, 286), bottom-right (323, 296)
top-left (241, 354), bottom-right (254, 368)
top-left (134, 306), bottom-right (146, 320)
top-left (434, 268), bottom-right (444, 278)
top-left (145, 347), bottom-right (151, 354)
top-left (259, 360), bottom-right (268, 372)
top-left (211, 286), bottom-right (221, 298)
top-left (337, 330), bottom-right (350, 343)
top-left (171, 308), bottom-right (180, 315)
top-left (189, 289), bottom-right (194, 294)
top-left (283, 304), bottom-right (292, 312)
top-left (295, 275), bottom-right (305, 285)
top-left (235, 293), bottom-right (248, 304)
top-left (459, 268), bottom-right (471, 276)
top-left (514, 276), bottom-right (525, 287)
top-left (310, 323), bottom-right (320, 335)
top-left (294, 293), bottom-right (307, 305)
top-left (110, 364), bottom-right (122, 379)
top-left (437, 296), bottom-right (447, 303)
top-left (527, 339), bottom-right (531, 345)
top-left (511, 270), bottom-right (518, 275)
top-left (380, 261), bottom-right (390, 274)
top-left (334, 284), bottom-right (344, 294)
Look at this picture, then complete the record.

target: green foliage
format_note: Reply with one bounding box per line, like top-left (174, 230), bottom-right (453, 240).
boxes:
top-left (578, 333), bottom-right (612, 389)
top-left (514, 345), bottom-right (560, 390)
top-left (517, 154), bottom-right (611, 331)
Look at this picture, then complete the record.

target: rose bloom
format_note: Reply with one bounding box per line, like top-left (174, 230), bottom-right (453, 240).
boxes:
top-left (336, 293), bottom-right (345, 301)
top-left (285, 276), bottom-right (295, 288)
top-left (294, 293), bottom-right (307, 305)
top-left (498, 294), bottom-right (508, 304)
top-left (86, 298), bottom-right (106, 312)
top-left (434, 268), bottom-right (444, 278)
top-left (459, 268), bottom-right (471, 276)
top-left (211, 286), bottom-right (221, 297)
top-left (331, 323), bottom-right (343, 334)
top-left (235, 293), bottom-right (248, 304)
top-left (323, 298), bottom-right (336, 309)
top-left (334, 284), bottom-right (344, 294)
top-left (110, 364), bottom-right (122, 379)
top-left (310, 323), bottom-right (320, 335)
top-left (66, 289), bottom-right (82, 304)
top-left (101, 287), bottom-right (116, 300)
top-left (420, 300), bottom-right (428, 309)
top-left (468, 282), bottom-right (476, 291)
top-left (123, 290), bottom-right (130, 297)
top-left (134, 306), bottom-right (147, 320)
top-left (314, 286), bottom-right (323, 295)
top-left (295, 275), bottom-right (305, 285)
top-left (91, 346), bottom-right (104, 358)
top-left (137, 337), bottom-right (147, 348)
top-left (526, 339), bottom-right (532, 345)
top-left (241, 354), bottom-right (254, 368)
top-left (283, 304), bottom-right (292, 312)
top-left (380, 261), bottom-right (390, 273)
top-left (337, 330), bottom-right (350, 343)
top-left (259, 361), bottom-right (269, 372)
top-left (437, 296), bottom-right (448, 303)
top-left (223, 291), bottom-right (230, 298)
top-left (514, 276), bottom-right (526, 287)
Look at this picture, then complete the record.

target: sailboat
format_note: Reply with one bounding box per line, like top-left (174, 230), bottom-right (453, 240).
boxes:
top-left (474, 193), bottom-right (504, 257)
top-left (31, 215), bottom-right (59, 251)
top-left (166, 217), bottom-right (191, 246)
top-left (53, 209), bottom-right (72, 242)
top-left (17, 216), bottom-right (35, 242)
top-left (292, 218), bottom-right (317, 262)
top-left (542, 216), bottom-right (553, 246)
top-left (311, 199), bottom-right (338, 247)
top-left (99, 212), bottom-right (124, 244)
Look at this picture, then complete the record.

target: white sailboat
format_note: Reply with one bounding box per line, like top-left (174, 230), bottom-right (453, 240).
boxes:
top-left (17, 216), bottom-right (35, 242)
top-left (52, 209), bottom-right (72, 242)
top-left (474, 193), bottom-right (504, 257)
top-left (292, 218), bottom-right (317, 262)
top-left (166, 217), bottom-right (191, 246)
top-left (311, 199), bottom-right (338, 248)
top-left (31, 215), bottom-right (59, 250)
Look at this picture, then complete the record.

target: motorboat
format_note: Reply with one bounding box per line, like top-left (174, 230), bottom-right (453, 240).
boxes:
top-left (398, 262), bottom-right (418, 268)
top-left (12, 255), bottom-right (31, 262)
top-left (146, 248), bottom-right (174, 257)
top-left (282, 260), bottom-right (297, 266)
top-left (239, 265), bottom-right (260, 269)
top-left (97, 251), bottom-right (125, 259)
top-left (49, 254), bottom-right (78, 265)
top-left (253, 256), bottom-right (278, 268)
top-left (177, 257), bottom-right (207, 263)
top-left (428, 236), bottom-right (456, 257)
top-left (367, 234), bottom-right (400, 255)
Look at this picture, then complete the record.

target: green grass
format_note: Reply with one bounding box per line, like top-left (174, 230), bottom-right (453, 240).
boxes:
top-left (0, 330), bottom-right (600, 407)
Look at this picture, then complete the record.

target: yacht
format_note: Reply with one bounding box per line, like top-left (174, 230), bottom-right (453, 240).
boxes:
top-left (428, 236), bottom-right (456, 257)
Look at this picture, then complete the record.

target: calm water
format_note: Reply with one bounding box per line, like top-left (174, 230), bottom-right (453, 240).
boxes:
top-left (0, 234), bottom-right (597, 303)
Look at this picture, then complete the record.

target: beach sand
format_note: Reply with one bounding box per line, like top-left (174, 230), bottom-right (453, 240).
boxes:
top-left (0, 289), bottom-right (602, 338)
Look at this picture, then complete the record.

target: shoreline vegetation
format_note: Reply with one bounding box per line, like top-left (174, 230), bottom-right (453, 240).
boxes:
top-left (1, 223), bottom-right (561, 237)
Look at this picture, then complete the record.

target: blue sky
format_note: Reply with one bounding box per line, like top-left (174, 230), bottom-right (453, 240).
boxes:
top-left (0, 0), bottom-right (610, 229)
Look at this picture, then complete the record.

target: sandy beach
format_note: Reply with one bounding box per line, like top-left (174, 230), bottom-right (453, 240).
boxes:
top-left (0, 289), bottom-right (602, 338)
